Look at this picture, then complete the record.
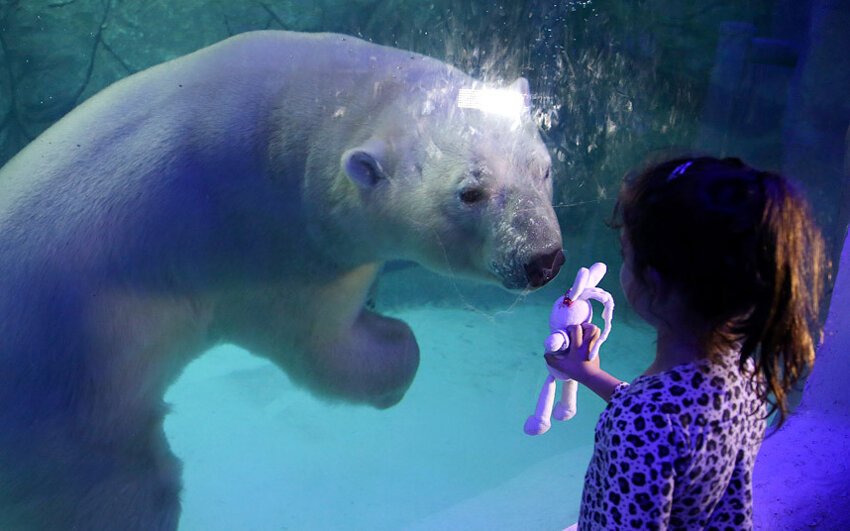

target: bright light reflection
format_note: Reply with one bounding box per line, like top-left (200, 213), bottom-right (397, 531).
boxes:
top-left (457, 88), bottom-right (527, 120)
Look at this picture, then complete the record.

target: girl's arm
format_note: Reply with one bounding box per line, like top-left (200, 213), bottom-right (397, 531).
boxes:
top-left (544, 323), bottom-right (625, 403)
top-left (576, 369), bottom-right (625, 403)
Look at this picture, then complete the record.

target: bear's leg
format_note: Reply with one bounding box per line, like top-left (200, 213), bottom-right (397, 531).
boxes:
top-left (71, 444), bottom-right (182, 531)
top-left (219, 267), bottom-right (421, 409)
top-left (304, 308), bottom-right (421, 409)
top-left (1, 427), bottom-right (182, 531)
top-left (221, 302), bottom-right (420, 408)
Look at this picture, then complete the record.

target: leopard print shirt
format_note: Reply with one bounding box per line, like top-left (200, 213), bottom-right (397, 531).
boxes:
top-left (578, 353), bottom-right (766, 530)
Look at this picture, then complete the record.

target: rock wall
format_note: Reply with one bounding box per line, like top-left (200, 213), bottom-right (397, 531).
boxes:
top-left (783, 0), bottom-right (850, 256)
top-left (695, 0), bottom-right (850, 258)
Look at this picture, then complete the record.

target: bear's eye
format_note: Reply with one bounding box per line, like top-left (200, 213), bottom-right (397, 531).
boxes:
top-left (543, 167), bottom-right (551, 181)
top-left (459, 187), bottom-right (487, 204)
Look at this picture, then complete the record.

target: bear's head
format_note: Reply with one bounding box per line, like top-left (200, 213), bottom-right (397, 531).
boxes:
top-left (340, 77), bottom-right (564, 291)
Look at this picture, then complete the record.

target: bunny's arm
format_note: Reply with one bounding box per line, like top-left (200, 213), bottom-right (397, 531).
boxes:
top-left (544, 329), bottom-right (570, 353)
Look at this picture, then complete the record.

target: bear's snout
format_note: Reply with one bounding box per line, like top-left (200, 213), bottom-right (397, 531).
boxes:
top-left (524, 248), bottom-right (565, 288)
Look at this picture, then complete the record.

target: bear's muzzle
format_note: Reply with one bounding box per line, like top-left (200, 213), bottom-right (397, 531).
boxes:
top-left (524, 248), bottom-right (565, 288)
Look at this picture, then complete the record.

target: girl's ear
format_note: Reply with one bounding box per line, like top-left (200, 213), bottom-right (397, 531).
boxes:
top-left (645, 266), bottom-right (670, 301)
top-left (642, 266), bottom-right (669, 328)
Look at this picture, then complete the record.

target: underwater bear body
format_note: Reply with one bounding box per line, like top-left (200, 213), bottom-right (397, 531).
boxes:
top-left (0, 31), bottom-right (561, 529)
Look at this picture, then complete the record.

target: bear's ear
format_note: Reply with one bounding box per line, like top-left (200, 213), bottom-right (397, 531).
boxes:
top-left (341, 140), bottom-right (389, 189)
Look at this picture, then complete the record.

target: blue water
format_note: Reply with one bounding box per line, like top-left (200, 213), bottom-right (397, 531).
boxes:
top-left (165, 290), bottom-right (654, 530)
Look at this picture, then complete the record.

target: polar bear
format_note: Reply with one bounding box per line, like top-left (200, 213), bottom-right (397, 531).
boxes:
top-left (0, 31), bottom-right (563, 529)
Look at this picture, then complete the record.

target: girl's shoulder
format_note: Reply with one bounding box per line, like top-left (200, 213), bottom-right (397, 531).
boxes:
top-left (629, 351), bottom-right (747, 395)
top-left (607, 352), bottom-right (764, 433)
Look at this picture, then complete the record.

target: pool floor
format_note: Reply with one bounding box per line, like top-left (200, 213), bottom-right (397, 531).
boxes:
top-left (165, 304), bottom-right (654, 530)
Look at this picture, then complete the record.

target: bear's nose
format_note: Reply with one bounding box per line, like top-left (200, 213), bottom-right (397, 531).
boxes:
top-left (524, 248), bottom-right (565, 288)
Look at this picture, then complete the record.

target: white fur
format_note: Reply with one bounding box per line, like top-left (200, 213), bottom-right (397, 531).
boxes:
top-left (0, 31), bottom-right (560, 529)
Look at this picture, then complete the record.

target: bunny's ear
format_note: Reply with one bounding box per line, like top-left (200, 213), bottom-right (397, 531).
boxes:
top-left (586, 262), bottom-right (607, 288)
top-left (567, 267), bottom-right (590, 300)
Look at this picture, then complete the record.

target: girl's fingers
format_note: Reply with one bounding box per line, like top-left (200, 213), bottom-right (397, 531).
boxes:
top-left (545, 353), bottom-right (565, 370)
top-left (583, 323), bottom-right (601, 341)
top-left (568, 324), bottom-right (583, 349)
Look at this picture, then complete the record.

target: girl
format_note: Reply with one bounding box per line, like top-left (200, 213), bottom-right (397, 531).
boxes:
top-left (547, 156), bottom-right (828, 530)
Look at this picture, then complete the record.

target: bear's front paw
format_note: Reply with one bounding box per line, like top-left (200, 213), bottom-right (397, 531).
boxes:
top-left (307, 309), bottom-right (420, 409)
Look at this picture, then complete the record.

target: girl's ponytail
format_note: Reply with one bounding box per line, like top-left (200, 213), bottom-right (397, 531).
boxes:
top-left (741, 173), bottom-right (827, 426)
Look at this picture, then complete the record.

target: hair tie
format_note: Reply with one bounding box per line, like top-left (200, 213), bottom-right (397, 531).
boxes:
top-left (667, 160), bottom-right (693, 182)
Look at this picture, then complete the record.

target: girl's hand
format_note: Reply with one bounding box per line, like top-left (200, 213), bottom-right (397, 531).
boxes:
top-left (545, 323), bottom-right (602, 385)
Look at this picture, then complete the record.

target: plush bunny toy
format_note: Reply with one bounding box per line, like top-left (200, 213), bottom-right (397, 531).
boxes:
top-left (524, 262), bottom-right (614, 435)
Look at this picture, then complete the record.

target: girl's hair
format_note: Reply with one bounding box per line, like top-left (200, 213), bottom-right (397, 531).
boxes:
top-left (612, 155), bottom-right (829, 426)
